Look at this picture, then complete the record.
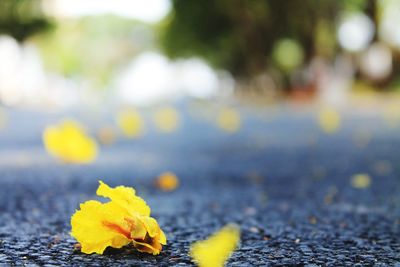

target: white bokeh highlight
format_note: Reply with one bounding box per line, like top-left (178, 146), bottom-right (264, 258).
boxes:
top-left (338, 12), bottom-right (375, 52)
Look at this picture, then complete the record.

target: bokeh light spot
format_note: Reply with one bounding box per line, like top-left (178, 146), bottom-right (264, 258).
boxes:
top-left (97, 126), bottom-right (117, 145)
top-left (318, 107), bottom-right (341, 134)
top-left (338, 12), bottom-right (374, 52)
top-left (216, 108), bottom-right (241, 133)
top-left (155, 172), bottom-right (179, 192)
top-left (351, 173), bottom-right (371, 189)
top-left (273, 39), bottom-right (304, 72)
top-left (153, 107), bottom-right (180, 133)
top-left (116, 109), bottom-right (145, 138)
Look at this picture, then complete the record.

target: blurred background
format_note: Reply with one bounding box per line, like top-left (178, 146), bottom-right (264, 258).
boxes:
top-left (1, 0), bottom-right (400, 111)
top-left (1, 0), bottom-right (400, 172)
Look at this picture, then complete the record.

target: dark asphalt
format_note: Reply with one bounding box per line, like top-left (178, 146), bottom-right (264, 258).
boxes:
top-left (0, 105), bottom-right (399, 266)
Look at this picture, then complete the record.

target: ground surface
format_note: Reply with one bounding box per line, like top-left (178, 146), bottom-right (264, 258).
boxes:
top-left (0, 104), bottom-right (399, 266)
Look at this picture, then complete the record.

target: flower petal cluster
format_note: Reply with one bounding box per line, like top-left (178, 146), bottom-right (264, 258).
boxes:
top-left (71, 181), bottom-right (166, 255)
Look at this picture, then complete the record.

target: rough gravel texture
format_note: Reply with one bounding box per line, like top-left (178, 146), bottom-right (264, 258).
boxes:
top-left (0, 106), bottom-right (399, 266)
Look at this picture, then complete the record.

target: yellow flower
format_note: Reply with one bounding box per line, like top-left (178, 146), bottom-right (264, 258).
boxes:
top-left (71, 181), bottom-right (167, 255)
top-left (318, 107), bottom-right (341, 134)
top-left (116, 109), bottom-right (145, 138)
top-left (190, 224), bottom-right (240, 267)
top-left (153, 107), bottom-right (180, 133)
top-left (43, 120), bottom-right (98, 164)
top-left (216, 108), bottom-right (241, 133)
top-left (155, 172), bottom-right (179, 192)
top-left (351, 173), bottom-right (371, 189)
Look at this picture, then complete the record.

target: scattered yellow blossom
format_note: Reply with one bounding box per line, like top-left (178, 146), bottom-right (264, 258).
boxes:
top-left (190, 224), bottom-right (240, 267)
top-left (383, 103), bottom-right (400, 128)
top-left (116, 109), bottom-right (145, 138)
top-left (153, 107), bottom-right (180, 133)
top-left (318, 107), bottom-right (341, 134)
top-left (351, 173), bottom-right (371, 189)
top-left (156, 172), bottom-right (179, 192)
top-left (71, 181), bottom-right (166, 255)
top-left (216, 108), bottom-right (241, 133)
top-left (97, 126), bottom-right (117, 145)
top-left (43, 120), bottom-right (98, 164)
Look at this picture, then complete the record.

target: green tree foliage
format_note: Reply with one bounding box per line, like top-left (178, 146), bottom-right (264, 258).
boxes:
top-left (0, 0), bottom-right (51, 41)
top-left (161, 0), bottom-right (370, 79)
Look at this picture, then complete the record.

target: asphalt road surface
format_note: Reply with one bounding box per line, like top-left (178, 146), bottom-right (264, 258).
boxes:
top-left (0, 105), bottom-right (399, 266)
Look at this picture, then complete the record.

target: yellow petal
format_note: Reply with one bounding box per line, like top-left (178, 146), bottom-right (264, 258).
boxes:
top-left (383, 103), bottom-right (400, 128)
top-left (318, 107), bottom-right (340, 134)
top-left (132, 215), bottom-right (167, 255)
top-left (190, 224), bottom-right (240, 267)
top-left (155, 172), bottom-right (179, 192)
top-left (159, 229), bottom-right (167, 245)
top-left (351, 173), bottom-right (371, 189)
top-left (216, 108), bottom-right (241, 133)
top-left (43, 120), bottom-right (98, 164)
top-left (97, 181), bottom-right (151, 217)
top-left (153, 107), bottom-right (180, 133)
top-left (136, 216), bottom-right (161, 239)
top-left (128, 216), bottom-right (148, 240)
top-left (70, 200), bottom-right (131, 254)
top-left (116, 109), bottom-right (145, 138)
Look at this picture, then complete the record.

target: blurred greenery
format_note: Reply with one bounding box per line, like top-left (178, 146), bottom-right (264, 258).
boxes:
top-left (34, 16), bottom-right (155, 88)
top-left (161, 0), bottom-right (374, 80)
top-left (0, 0), bottom-right (52, 41)
top-left (1, 0), bottom-right (395, 94)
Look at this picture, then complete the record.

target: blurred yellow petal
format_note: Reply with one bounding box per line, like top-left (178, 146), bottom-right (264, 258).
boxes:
top-left (153, 107), bottom-right (180, 133)
top-left (155, 172), bottom-right (179, 192)
top-left (97, 180), bottom-right (151, 217)
top-left (71, 181), bottom-right (166, 255)
top-left (190, 224), bottom-right (240, 267)
top-left (116, 109), bottom-right (145, 138)
top-left (43, 120), bottom-right (98, 164)
top-left (351, 173), bottom-right (371, 189)
top-left (318, 107), bottom-right (340, 134)
top-left (216, 108), bottom-right (241, 133)
top-left (383, 103), bottom-right (400, 128)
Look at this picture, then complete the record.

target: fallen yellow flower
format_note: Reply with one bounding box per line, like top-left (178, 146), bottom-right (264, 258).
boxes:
top-left (318, 107), bottom-right (341, 134)
top-left (71, 181), bottom-right (166, 255)
top-left (156, 172), bottom-right (179, 192)
top-left (190, 224), bottom-right (240, 267)
top-left (116, 109), bottom-right (145, 138)
top-left (153, 107), bottom-right (180, 133)
top-left (351, 173), bottom-right (371, 189)
top-left (43, 120), bottom-right (98, 164)
top-left (383, 103), bottom-right (400, 128)
top-left (216, 108), bottom-right (241, 133)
